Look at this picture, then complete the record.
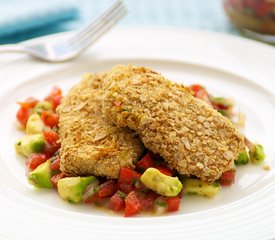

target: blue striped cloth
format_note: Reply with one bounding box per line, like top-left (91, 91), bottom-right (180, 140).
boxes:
top-left (0, 0), bottom-right (237, 44)
top-left (0, 0), bottom-right (78, 43)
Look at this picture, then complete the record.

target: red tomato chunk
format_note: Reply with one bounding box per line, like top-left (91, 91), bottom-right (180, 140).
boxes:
top-left (190, 84), bottom-right (204, 96)
top-left (136, 153), bottom-right (154, 171)
top-left (220, 170), bottom-right (236, 187)
top-left (124, 191), bottom-right (142, 217)
top-left (17, 97), bottom-right (38, 110)
top-left (25, 153), bottom-right (47, 171)
top-left (16, 107), bottom-right (31, 127)
top-left (98, 180), bottom-right (118, 198)
top-left (16, 97), bottom-right (39, 127)
top-left (44, 142), bottom-right (60, 159)
top-left (166, 197), bottom-right (181, 212)
top-left (154, 165), bottom-right (174, 176)
top-left (255, 2), bottom-right (273, 17)
top-left (118, 183), bottom-right (133, 194)
top-left (50, 156), bottom-right (61, 171)
top-left (41, 111), bottom-right (59, 129)
top-left (109, 191), bottom-right (126, 212)
top-left (136, 190), bottom-right (158, 211)
top-left (44, 130), bottom-right (59, 145)
top-left (45, 86), bottom-right (63, 110)
top-left (83, 189), bottom-right (101, 204)
top-left (118, 167), bottom-right (143, 193)
top-left (118, 167), bottom-right (141, 184)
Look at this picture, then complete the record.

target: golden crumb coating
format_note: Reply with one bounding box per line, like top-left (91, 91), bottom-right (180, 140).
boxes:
top-left (57, 73), bottom-right (144, 179)
top-left (102, 65), bottom-right (245, 183)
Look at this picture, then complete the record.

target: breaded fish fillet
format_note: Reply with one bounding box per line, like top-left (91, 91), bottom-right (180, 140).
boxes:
top-left (57, 73), bottom-right (144, 179)
top-left (102, 65), bottom-right (245, 183)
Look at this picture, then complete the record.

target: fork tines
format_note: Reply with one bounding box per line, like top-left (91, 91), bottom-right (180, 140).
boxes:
top-left (69, 0), bottom-right (127, 49)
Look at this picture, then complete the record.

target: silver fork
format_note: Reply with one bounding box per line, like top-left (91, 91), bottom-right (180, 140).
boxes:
top-left (0, 0), bottom-right (126, 62)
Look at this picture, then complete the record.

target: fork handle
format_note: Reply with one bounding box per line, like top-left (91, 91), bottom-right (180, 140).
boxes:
top-left (0, 44), bottom-right (25, 53)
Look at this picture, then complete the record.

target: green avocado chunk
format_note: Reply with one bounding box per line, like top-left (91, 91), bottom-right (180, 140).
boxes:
top-left (182, 178), bottom-right (221, 198)
top-left (32, 101), bottom-right (52, 115)
top-left (57, 176), bottom-right (97, 203)
top-left (249, 144), bottom-right (265, 165)
top-left (26, 113), bottom-right (45, 135)
top-left (234, 150), bottom-right (249, 165)
top-left (140, 168), bottom-right (182, 197)
top-left (27, 160), bottom-right (53, 188)
top-left (15, 133), bottom-right (45, 157)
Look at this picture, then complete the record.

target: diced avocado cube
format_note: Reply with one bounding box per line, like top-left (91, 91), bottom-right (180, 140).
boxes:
top-left (57, 176), bottom-right (97, 203)
top-left (15, 134), bottom-right (45, 157)
top-left (27, 160), bottom-right (53, 188)
top-left (211, 97), bottom-right (233, 108)
top-left (217, 109), bottom-right (228, 117)
top-left (249, 144), bottom-right (265, 165)
top-left (140, 168), bottom-right (182, 197)
top-left (234, 150), bottom-right (249, 165)
top-left (182, 178), bottom-right (221, 198)
top-left (26, 113), bottom-right (45, 135)
top-left (32, 101), bottom-right (52, 115)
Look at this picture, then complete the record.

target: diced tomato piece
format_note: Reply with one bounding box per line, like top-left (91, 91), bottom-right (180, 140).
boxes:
top-left (136, 153), bottom-right (154, 171)
top-left (49, 86), bottom-right (62, 97)
top-left (45, 86), bottom-right (63, 110)
top-left (17, 97), bottom-right (38, 110)
top-left (41, 111), bottom-right (59, 128)
top-left (55, 141), bottom-right (61, 150)
top-left (229, 0), bottom-right (243, 10)
top-left (118, 181), bottom-right (146, 193)
top-left (166, 197), bottom-right (181, 212)
top-left (243, 0), bottom-right (257, 8)
top-left (109, 191), bottom-right (126, 212)
top-left (49, 95), bottom-right (62, 110)
top-left (136, 190), bottom-right (158, 211)
top-left (118, 167), bottom-right (141, 185)
top-left (16, 107), bottom-right (31, 127)
top-left (124, 191), bottom-right (142, 217)
top-left (98, 180), bottom-right (118, 198)
top-left (44, 142), bottom-right (60, 159)
top-left (84, 193), bottom-right (101, 203)
top-left (118, 168), bottom-right (142, 193)
top-left (44, 130), bottom-right (59, 145)
top-left (83, 189), bottom-right (101, 204)
top-left (51, 172), bottom-right (66, 188)
top-left (118, 183), bottom-right (133, 194)
top-left (212, 103), bottom-right (229, 111)
top-left (25, 153), bottom-right (47, 171)
top-left (255, 2), bottom-right (273, 17)
top-left (190, 84), bottom-right (204, 96)
top-left (50, 156), bottom-right (61, 171)
top-left (211, 98), bottom-right (232, 111)
top-left (154, 166), bottom-right (173, 176)
top-left (220, 170), bottom-right (236, 187)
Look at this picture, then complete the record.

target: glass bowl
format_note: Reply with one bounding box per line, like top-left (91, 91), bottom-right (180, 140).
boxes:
top-left (223, 0), bottom-right (275, 43)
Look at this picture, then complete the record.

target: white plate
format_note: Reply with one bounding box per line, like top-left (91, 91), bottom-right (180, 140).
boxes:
top-left (1, 27), bottom-right (275, 240)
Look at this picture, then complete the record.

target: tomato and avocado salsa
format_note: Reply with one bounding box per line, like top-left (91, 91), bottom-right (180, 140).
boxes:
top-left (14, 85), bottom-right (265, 217)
